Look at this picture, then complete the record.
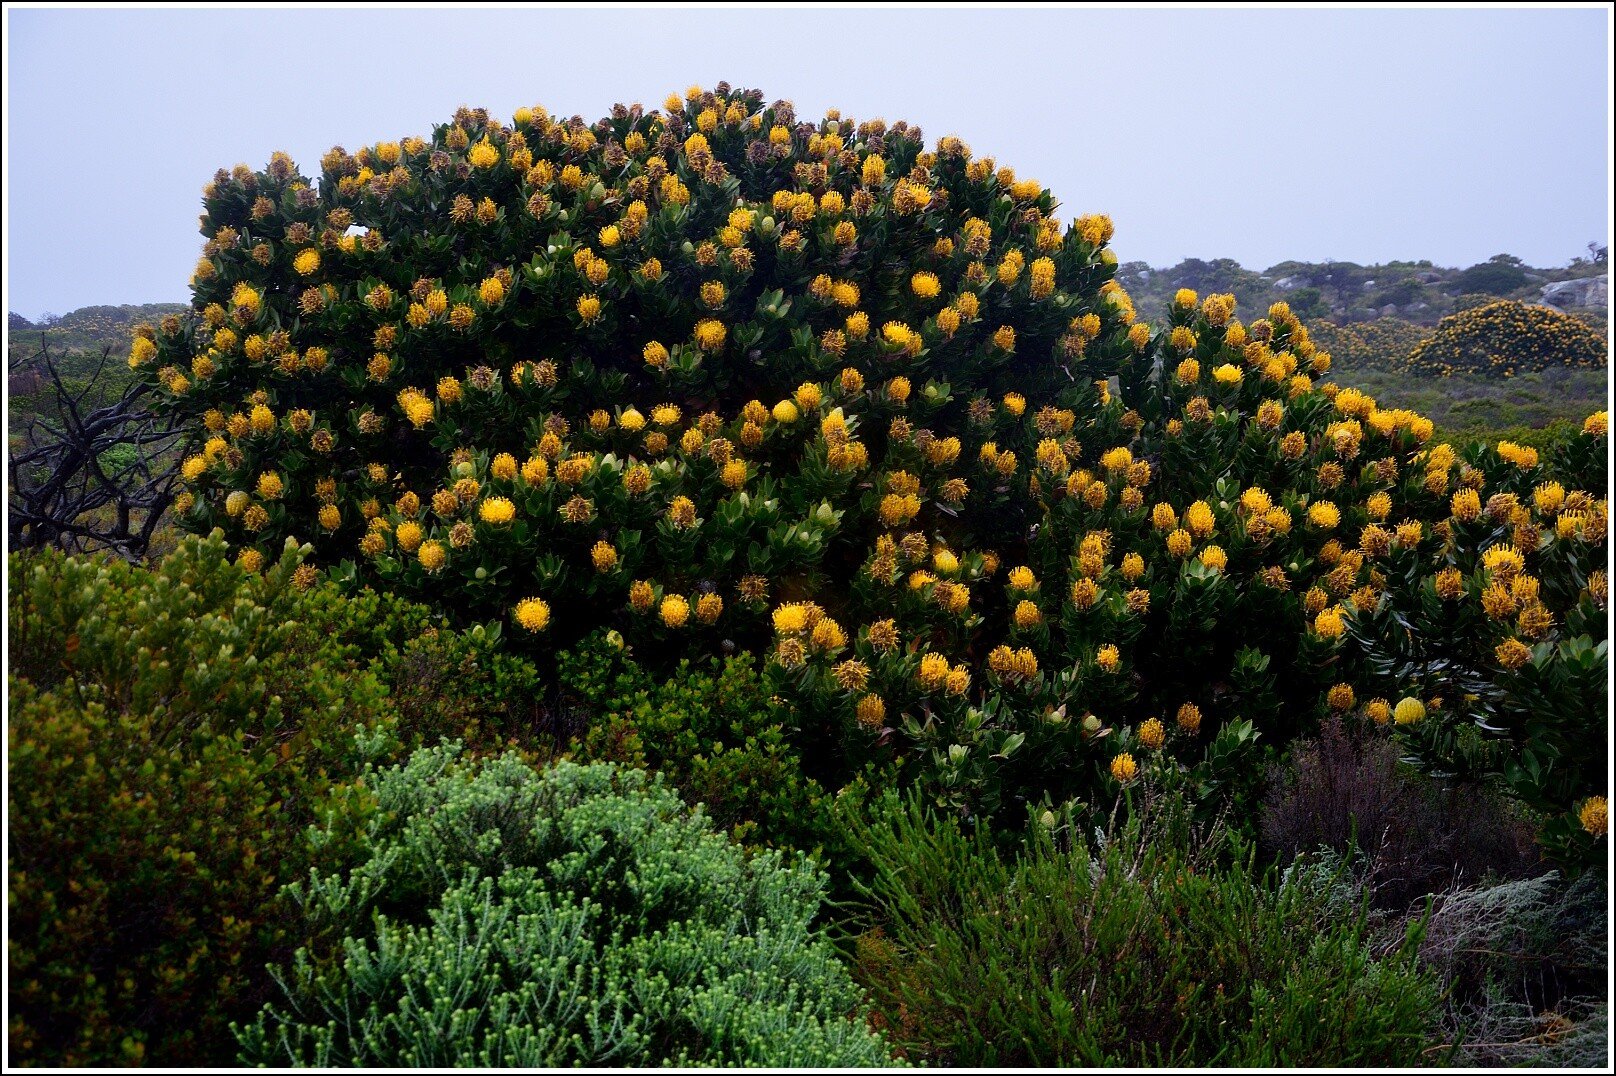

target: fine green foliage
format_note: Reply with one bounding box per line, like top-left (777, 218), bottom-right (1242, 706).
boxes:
top-left (560, 630), bottom-right (861, 864)
top-left (237, 746), bottom-right (897, 1067)
top-left (318, 587), bottom-right (547, 753)
top-left (846, 788), bottom-right (1439, 1067)
top-left (6, 533), bottom-right (395, 1066)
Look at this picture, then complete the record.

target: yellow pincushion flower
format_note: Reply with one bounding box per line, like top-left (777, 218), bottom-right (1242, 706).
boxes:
top-left (395, 520), bottom-right (424, 554)
top-left (666, 495), bottom-right (697, 530)
top-left (479, 496), bottom-right (516, 525)
top-left (660, 594), bottom-right (690, 629)
top-left (1096, 645), bottom-right (1120, 672)
top-left (467, 140), bottom-right (500, 168)
top-left (522, 456), bottom-right (550, 485)
top-left (1013, 600), bottom-right (1043, 628)
top-left (1007, 566), bottom-right (1037, 592)
top-left (1313, 606), bottom-right (1346, 638)
top-left (1212, 364), bottom-right (1242, 385)
top-left (881, 321), bottom-right (918, 354)
top-left (910, 271), bottom-right (941, 299)
top-left (418, 540), bottom-right (447, 573)
top-left (811, 617), bottom-right (847, 651)
top-left (1110, 752), bottom-right (1139, 783)
top-left (1308, 501), bottom-right (1341, 530)
top-left (576, 294), bottom-right (603, 323)
top-left (1580, 796), bottom-right (1608, 837)
top-left (1494, 637), bottom-right (1532, 669)
top-left (694, 318), bottom-right (727, 351)
top-left (398, 389), bottom-right (435, 429)
top-left (1481, 544), bottom-right (1525, 580)
top-left (256, 471), bottom-right (284, 500)
top-left (1451, 488), bottom-right (1482, 522)
top-left (1183, 501), bottom-right (1215, 538)
top-left (128, 336), bottom-right (158, 368)
top-left (1532, 481), bottom-right (1566, 515)
top-left (479, 276), bottom-right (505, 305)
top-left (772, 400), bottom-right (800, 424)
top-left (515, 597), bottom-right (551, 632)
top-left (772, 603), bottom-right (809, 635)
top-left (916, 652), bottom-right (950, 691)
top-left (1393, 697), bottom-right (1425, 725)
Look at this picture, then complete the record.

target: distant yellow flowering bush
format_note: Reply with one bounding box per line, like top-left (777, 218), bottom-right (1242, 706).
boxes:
top-left (1407, 300), bottom-right (1606, 378)
top-left (139, 83), bottom-right (1608, 834)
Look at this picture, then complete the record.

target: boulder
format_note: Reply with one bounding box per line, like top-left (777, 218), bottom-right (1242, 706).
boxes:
top-left (1539, 275), bottom-right (1607, 310)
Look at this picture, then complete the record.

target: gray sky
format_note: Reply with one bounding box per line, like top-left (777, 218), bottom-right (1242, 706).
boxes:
top-left (4, 5), bottom-right (1609, 319)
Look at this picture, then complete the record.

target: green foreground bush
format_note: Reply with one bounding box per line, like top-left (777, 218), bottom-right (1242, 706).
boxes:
top-left (237, 746), bottom-right (896, 1067)
top-left (847, 788), bottom-right (1439, 1066)
top-left (6, 535), bottom-right (394, 1065)
top-left (5, 532), bottom-right (553, 1066)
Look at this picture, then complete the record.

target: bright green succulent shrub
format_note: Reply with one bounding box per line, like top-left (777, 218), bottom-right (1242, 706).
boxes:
top-left (128, 82), bottom-right (1609, 839)
top-left (1408, 300), bottom-right (1607, 378)
top-left (236, 745), bottom-right (897, 1067)
top-left (5, 534), bottom-right (396, 1066)
top-left (846, 786), bottom-right (1439, 1066)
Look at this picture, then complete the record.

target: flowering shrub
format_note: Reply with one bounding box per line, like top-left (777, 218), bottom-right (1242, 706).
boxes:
top-left (1308, 317), bottom-right (1432, 372)
top-left (237, 746), bottom-right (897, 1067)
top-left (1348, 426), bottom-right (1609, 866)
top-left (131, 83), bottom-right (1608, 836)
top-left (1408, 300), bottom-right (1607, 378)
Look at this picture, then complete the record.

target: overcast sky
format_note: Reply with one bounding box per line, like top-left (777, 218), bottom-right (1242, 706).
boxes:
top-left (4, 4), bottom-right (1610, 318)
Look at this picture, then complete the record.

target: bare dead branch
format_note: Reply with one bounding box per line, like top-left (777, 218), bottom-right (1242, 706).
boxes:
top-left (8, 342), bottom-right (185, 560)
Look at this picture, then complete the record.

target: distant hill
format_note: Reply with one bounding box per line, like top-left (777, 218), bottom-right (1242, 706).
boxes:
top-left (1116, 250), bottom-right (1607, 330)
top-left (8, 303), bottom-right (189, 372)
